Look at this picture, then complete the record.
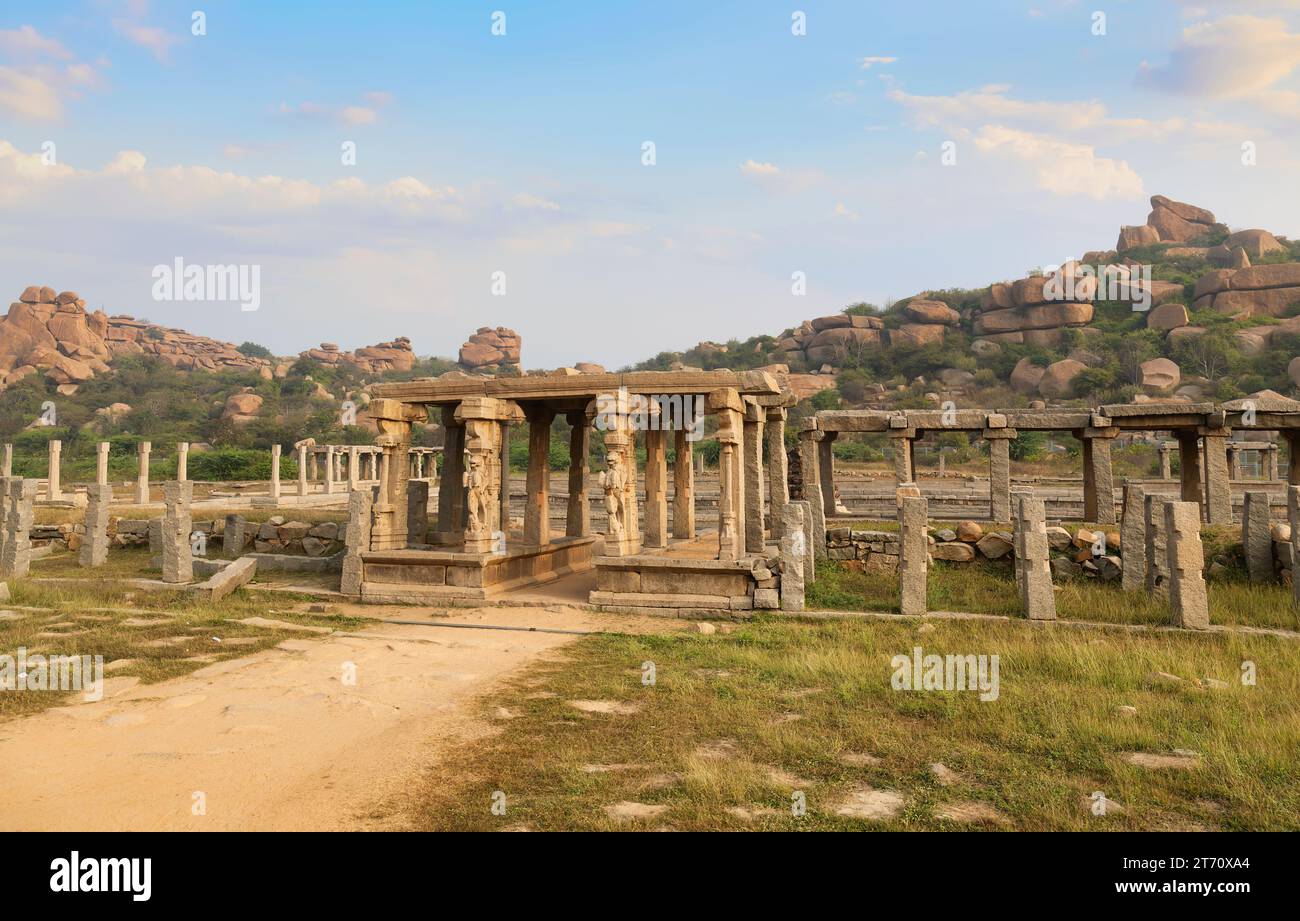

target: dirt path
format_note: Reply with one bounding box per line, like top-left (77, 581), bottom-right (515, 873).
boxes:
top-left (0, 604), bottom-right (675, 831)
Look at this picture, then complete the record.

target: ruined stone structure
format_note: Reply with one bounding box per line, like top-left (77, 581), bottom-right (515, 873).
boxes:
top-left (161, 481), bottom-right (193, 583)
top-left (79, 483), bottom-right (111, 567)
top-left (1013, 495), bottom-right (1056, 621)
top-left (357, 370), bottom-right (794, 609)
top-left (0, 477), bottom-right (36, 579)
top-left (898, 494), bottom-right (928, 617)
top-left (1165, 501), bottom-right (1209, 630)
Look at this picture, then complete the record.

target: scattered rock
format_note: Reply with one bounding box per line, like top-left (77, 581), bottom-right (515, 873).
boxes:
top-left (832, 784), bottom-right (906, 821)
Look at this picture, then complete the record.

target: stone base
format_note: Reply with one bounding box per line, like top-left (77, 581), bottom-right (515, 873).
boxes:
top-left (358, 535), bottom-right (597, 602)
top-left (590, 554), bottom-right (767, 613)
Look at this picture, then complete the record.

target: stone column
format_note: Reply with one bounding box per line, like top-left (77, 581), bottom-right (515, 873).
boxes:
top-left (743, 402), bottom-right (765, 552)
top-left (779, 502), bottom-right (806, 612)
top-left (817, 430), bottom-right (836, 519)
top-left (710, 389), bottom-right (744, 561)
top-left (307, 449), bottom-right (317, 480)
top-left (898, 494), bottom-right (928, 617)
top-left (1165, 501), bottom-right (1209, 630)
top-left (96, 442), bottom-right (110, 487)
top-left (1, 444), bottom-right (10, 478)
top-left (566, 411), bottom-right (590, 538)
top-left (348, 447), bottom-right (359, 490)
top-left (1228, 444), bottom-right (1241, 481)
top-left (370, 398), bottom-right (428, 552)
top-left (1159, 442), bottom-right (1172, 480)
top-left (499, 423), bottom-right (512, 533)
top-left (323, 446), bottom-right (336, 494)
top-left (135, 441), bottom-right (151, 505)
top-left (1267, 443), bottom-right (1280, 482)
top-left (1242, 491), bottom-right (1273, 584)
top-left (1120, 482), bottom-right (1146, 592)
top-left (80, 483), bottom-right (111, 567)
top-left (438, 407), bottom-right (466, 535)
top-left (797, 499), bottom-right (815, 585)
top-left (672, 428), bottom-right (695, 539)
top-left (1013, 495), bottom-right (1055, 621)
top-left (176, 442), bottom-right (189, 482)
top-left (0, 478), bottom-right (37, 579)
top-left (889, 421), bottom-right (915, 486)
top-left (986, 424), bottom-right (1014, 522)
top-left (269, 444), bottom-right (282, 500)
top-left (1176, 432), bottom-right (1201, 514)
top-left (643, 427), bottom-right (668, 549)
top-left (223, 514), bottom-right (248, 557)
top-left (765, 406), bottom-right (788, 540)
top-left (1201, 428), bottom-right (1232, 525)
top-left (407, 479), bottom-right (429, 546)
top-left (47, 439), bottom-right (62, 500)
top-left (297, 443), bottom-right (309, 496)
top-left (1289, 487), bottom-right (1300, 610)
top-left (524, 407), bottom-right (555, 547)
top-left (456, 397), bottom-right (511, 554)
top-left (1081, 425), bottom-right (1117, 524)
top-left (161, 480), bottom-right (193, 583)
top-left (798, 427), bottom-right (826, 561)
top-left (340, 488), bottom-right (375, 596)
top-left (1285, 432), bottom-right (1300, 485)
top-left (1144, 494), bottom-right (1170, 599)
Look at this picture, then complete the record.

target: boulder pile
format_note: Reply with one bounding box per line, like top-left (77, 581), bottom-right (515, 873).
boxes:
top-left (1192, 263), bottom-right (1300, 320)
top-left (1117, 195), bottom-right (1227, 252)
top-left (459, 326), bottom-right (521, 372)
top-left (299, 338), bottom-right (415, 374)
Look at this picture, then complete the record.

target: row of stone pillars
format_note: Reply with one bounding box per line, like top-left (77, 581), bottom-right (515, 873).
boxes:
top-left (368, 392), bottom-right (790, 562)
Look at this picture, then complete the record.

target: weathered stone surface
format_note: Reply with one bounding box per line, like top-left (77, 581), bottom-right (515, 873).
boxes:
top-left (1224, 228), bottom-right (1284, 259)
top-left (1243, 491), bottom-right (1273, 584)
top-left (976, 532), bottom-right (1014, 560)
top-left (898, 495), bottom-right (928, 617)
top-left (1038, 359), bottom-right (1088, 399)
top-left (193, 556), bottom-right (257, 602)
top-left (79, 483), bottom-right (112, 568)
top-left (956, 520), bottom-right (983, 543)
top-left (779, 503), bottom-right (807, 612)
top-left (161, 481), bottom-right (193, 584)
top-left (1137, 358), bottom-right (1180, 394)
top-left (1010, 357), bottom-right (1045, 395)
top-left (902, 299), bottom-right (959, 325)
top-left (932, 541), bottom-right (975, 562)
top-left (458, 326), bottom-right (522, 370)
top-left (1165, 501), bottom-right (1209, 630)
top-left (1147, 302), bottom-right (1189, 331)
top-left (1014, 496), bottom-right (1055, 620)
top-left (1120, 483), bottom-right (1146, 592)
top-left (890, 323), bottom-right (946, 347)
top-left (1290, 488), bottom-right (1300, 610)
top-left (1144, 495), bottom-right (1169, 600)
top-left (1117, 224), bottom-right (1159, 251)
top-left (340, 488), bottom-right (374, 595)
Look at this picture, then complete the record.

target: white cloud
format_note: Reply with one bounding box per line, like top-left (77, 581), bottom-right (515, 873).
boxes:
top-left (972, 126), bottom-right (1144, 200)
top-left (860, 56), bottom-right (897, 69)
top-left (1138, 15), bottom-right (1300, 97)
top-left (739, 159), bottom-right (780, 177)
top-left (279, 93), bottom-right (393, 127)
top-left (112, 19), bottom-right (180, 63)
top-left (0, 66), bottom-right (64, 120)
top-left (0, 25), bottom-right (72, 59)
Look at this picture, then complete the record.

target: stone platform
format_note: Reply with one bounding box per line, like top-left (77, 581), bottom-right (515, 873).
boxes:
top-left (358, 534), bottom-right (598, 602)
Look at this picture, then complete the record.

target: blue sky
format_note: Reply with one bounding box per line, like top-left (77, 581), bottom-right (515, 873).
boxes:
top-left (4, 0), bottom-right (1300, 367)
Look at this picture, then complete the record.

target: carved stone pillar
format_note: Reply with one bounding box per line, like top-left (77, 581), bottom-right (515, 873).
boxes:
top-left (566, 411), bottom-right (590, 537)
top-left (817, 430), bottom-right (836, 518)
top-left (524, 407), bottom-right (555, 546)
top-left (711, 388), bottom-right (744, 561)
top-left (672, 427), bottom-right (695, 539)
top-left (743, 400), bottom-right (765, 552)
top-left (596, 391), bottom-right (640, 557)
top-left (643, 426), bottom-right (668, 550)
top-left (1176, 432), bottom-right (1202, 515)
top-left (1202, 426), bottom-right (1232, 525)
top-left (369, 398), bottom-right (427, 551)
top-left (1081, 423), bottom-right (1117, 525)
top-left (985, 424), bottom-right (1016, 522)
top-left (765, 406), bottom-right (788, 540)
top-left (438, 405), bottom-right (466, 535)
top-left (456, 397), bottom-right (516, 554)
top-left (135, 441), bottom-right (151, 505)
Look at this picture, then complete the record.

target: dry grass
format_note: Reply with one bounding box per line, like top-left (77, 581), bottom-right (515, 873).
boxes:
top-left (408, 615), bottom-right (1300, 831)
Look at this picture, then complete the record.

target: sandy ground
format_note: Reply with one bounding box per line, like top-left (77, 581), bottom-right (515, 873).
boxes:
top-left (0, 602), bottom-right (679, 831)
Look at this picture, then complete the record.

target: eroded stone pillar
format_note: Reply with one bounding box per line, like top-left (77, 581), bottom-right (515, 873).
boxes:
top-left (135, 441), bottom-right (151, 505)
top-left (566, 411), bottom-right (590, 538)
top-left (1, 444), bottom-right (11, 477)
top-left (1289, 487), bottom-right (1300, 610)
top-left (779, 502), bottom-right (806, 612)
top-left (0, 478), bottom-right (36, 579)
top-left (1267, 443), bottom-right (1280, 482)
top-left (1120, 482), bottom-right (1146, 592)
top-left (323, 446), bottom-right (337, 495)
top-left (1165, 500), bottom-right (1209, 630)
top-left (710, 389), bottom-right (744, 561)
top-left (1228, 445), bottom-right (1241, 481)
top-left (1144, 493), bottom-right (1170, 600)
top-left (672, 428), bottom-right (695, 539)
top-left (1242, 491), bottom-right (1273, 584)
top-left (743, 402), bottom-right (765, 552)
top-left (798, 427), bottom-right (826, 562)
top-left (986, 427), bottom-right (1014, 522)
top-left (1202, 428), bottom-right (1232, 525)
top-left (643, 427), bottom-right (668, 550)
top-left (817, 430), bottom-right (836, 519)
top-left (407, 479), bottom-right (429, 546)
top-left (889, 420), bottom-right (915, 487)
top-left (340, 488), bottom-right (374, 596)
top-left (798, 499), bottom-right (815, 585)
top-left (1159, 442), bottom-right (1172, 480)
top-left (1014, 495), bottom-right (1055, 621)
top-left (80, 483), bottom-right (111, 567)
top-left (96, 442), bottom-right (110, 487)
top-left (269, 444), bottom-right (282, 500)
top-left (456, 397), bottom-right (511, 554)
top-left (1176, 432), bottom-right (1202, 514)
top-left (297, 443), bottom-right (309, 496)
top-left (438, 407), bottom-right (466, 535)
top-left (1081, 426), bottom-right (1117, 524)
top-left (161, 480), bottom-right (193, 584)
top-left (499, 422), bottom-right (512, 533)
top-left (524, 407), bottom-right (555, 547)
top-left (47, 439), bottom-right (62, 500)
top-left (347, 446), bottom-right (359, 490)
top-left (899, 493), bottom-right (928, 617)
top-left (370, 398), bottom-right (429, 552)
top-left (765, 406), bottom-right (788, 540)
top-left (176, 442), bottom-right (189, 482)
